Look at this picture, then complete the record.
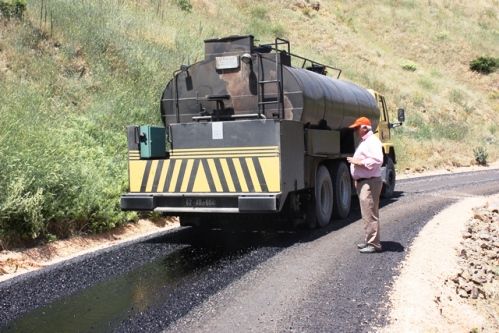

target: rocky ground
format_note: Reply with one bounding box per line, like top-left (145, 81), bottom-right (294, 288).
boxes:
top-left (383, 194), bottom-right (499, 333)
top-left (445, 201), bottom-right (499, 328)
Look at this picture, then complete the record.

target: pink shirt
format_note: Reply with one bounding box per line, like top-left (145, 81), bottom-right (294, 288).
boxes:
top-left (350, 131), bottom-right (383, 180)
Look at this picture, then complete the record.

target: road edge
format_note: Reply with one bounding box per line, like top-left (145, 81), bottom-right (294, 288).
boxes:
top-left (380, 194), bottom-right (499, 332)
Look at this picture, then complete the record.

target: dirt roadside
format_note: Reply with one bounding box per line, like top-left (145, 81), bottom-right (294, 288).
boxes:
top-left (0, 217), bottom-right (179, 283)
top-left (381, 194), bottom-right (499, 333)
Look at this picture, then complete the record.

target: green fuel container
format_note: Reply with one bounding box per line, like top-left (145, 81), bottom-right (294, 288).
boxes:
top-left (139, 125), bottom-right (166, 159)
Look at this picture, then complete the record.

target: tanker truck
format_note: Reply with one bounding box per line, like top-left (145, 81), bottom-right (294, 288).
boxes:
top-left (120, 35), bottom-right (404, 228)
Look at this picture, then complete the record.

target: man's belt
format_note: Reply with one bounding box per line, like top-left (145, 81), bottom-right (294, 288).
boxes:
top-left (356, 177), bottom-right (381, 182)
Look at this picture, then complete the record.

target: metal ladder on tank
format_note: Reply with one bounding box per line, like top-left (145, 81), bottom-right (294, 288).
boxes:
top-left (256, 38), bottom-right (289, 118)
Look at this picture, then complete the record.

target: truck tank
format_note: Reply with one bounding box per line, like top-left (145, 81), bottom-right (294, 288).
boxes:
top-left (160, 35), bottom-right (379, 130)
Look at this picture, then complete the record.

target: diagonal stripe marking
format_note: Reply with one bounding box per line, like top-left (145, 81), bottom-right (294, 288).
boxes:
top-left (140, 160), bottom-right (152, 192)
top-left (214, 159), bottom-right (229, 192)
top-left (152, 160), bottom-right (164, 192)
top-left (239, 158), bottom-right (254, 192)
top-left (202, 159), bottom-right (217, 192)
top-left (220, 159), bottom-right (236, 192)
top-left (253, 157), bottom-right (269, 192)
top-left (246, 158), bottom-right (261, 192)
top-left (186, 159), bottom-right (200, 192)
top-left (207, 159), bottom-right (222, 192)
top-left (180, 159), bottom-right (194, 192)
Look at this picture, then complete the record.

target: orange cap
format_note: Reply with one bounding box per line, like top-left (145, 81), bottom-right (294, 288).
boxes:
top-left (348, 117), bottom-right (372, 128)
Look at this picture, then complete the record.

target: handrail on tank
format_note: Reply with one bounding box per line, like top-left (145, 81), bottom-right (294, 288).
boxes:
top-left (172, 68), bottom-right (182, 123)
top-left (259, 38), bottom-right (342, 79)
top-left (172, 64), bottom-right (191, 123)
top-left (192, 113), bottom-right (266, 122)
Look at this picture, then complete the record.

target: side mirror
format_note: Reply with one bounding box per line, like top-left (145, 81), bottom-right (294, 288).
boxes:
top-left (397, 108), bottom-right (405, 123)
top-left (389, 108), bottom-right (406, 129)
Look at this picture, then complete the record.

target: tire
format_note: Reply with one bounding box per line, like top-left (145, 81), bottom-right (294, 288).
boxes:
top-left (381, 156), bottom-right (396, 198)
top-left (332, 161), bottom-right (352, 219)
top-left (314, 165), bottom-right (334, 227)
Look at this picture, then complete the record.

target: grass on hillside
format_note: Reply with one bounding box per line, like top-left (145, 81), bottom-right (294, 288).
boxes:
top-left (0, 0), bottom-right (293, 246)
top-left (0, 0), bottom-right (497, 246)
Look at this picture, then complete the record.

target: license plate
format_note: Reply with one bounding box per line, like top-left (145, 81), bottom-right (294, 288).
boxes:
top-left (184, 198), bottom-right (217, 208)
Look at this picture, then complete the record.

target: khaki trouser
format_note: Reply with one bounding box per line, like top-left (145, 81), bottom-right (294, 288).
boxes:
top-left (355, 177), bottom-right (383, 250)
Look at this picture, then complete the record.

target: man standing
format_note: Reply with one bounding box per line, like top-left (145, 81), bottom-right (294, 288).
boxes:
top-left (346, 117), bottom-right (384, 253)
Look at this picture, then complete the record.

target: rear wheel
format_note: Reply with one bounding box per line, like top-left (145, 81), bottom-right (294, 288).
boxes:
top-left (332, 161), bottom-right (352, 219)
top-left (381, 156), bottom-right (396, 198)
top-left (314, 165), bottom-right (334, 227)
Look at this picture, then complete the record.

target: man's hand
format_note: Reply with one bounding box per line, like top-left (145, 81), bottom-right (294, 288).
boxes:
top-left (347, 157), bottom-right (363, 166)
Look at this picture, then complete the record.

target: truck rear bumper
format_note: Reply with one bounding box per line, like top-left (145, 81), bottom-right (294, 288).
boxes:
top-left (120, 193), bottom-right (280, 213)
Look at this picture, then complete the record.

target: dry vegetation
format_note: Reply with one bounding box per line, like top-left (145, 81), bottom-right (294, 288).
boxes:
top-left (270, 0), bottom-right (498, 171)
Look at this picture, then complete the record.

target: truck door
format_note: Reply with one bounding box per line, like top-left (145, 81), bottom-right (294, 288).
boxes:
top-left (376, 93), bottom-right (390, 142)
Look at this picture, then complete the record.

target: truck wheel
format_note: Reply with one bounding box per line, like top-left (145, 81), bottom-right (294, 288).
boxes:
top-left (332, 162), bottom-right (352, 219)
top-left (314, 165), bottom-right (333, 227)
top-left (381, 156), bottom-right (396, 198)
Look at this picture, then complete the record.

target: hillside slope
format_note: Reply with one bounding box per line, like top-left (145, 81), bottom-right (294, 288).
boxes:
top-left (0, 0), bottom-right (497, 244)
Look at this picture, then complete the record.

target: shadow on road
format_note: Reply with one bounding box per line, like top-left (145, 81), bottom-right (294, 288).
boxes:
top-left (146, 189), bottom-right (406, 253)
top-left (380, 190), bottom-right (404, 208)
top-left (380, 241), bottom-right (405, 253)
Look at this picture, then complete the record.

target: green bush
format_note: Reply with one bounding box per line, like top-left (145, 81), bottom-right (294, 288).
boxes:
top-left (473, 146), bottom-right (488, 166)
top-left (176, 0), bottom-right (192, 12)
top-left (0, 0), bottom-right (176, 245)
top-left (245, 4), bottom-right (286, 38)
top-left (0, 178), bottom-right (45, 242)
top-left (402, 63), bottom-right (417, 71)
top-left (469, 56), bottom-right (498, 74)
top-left (0, 0), bottom-right (26, 19)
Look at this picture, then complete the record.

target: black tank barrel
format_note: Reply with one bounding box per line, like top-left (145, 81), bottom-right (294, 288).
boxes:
top-left (160, 35), bottom-right (379, 130)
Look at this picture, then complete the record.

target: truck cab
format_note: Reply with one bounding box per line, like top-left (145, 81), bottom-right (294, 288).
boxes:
top-left (369, 90), bottom-right (405, 197)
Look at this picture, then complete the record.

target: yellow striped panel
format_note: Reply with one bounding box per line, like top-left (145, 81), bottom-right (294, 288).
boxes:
top-left (171, 146), bottom-right (279, 159)
top-left (129, 160), bottom-right (147, 192)
top-left (127, 148), bottom-right (281, 194)
top-left (128, 150), bottom-right (140, 160)
top-left (258, 157), bottom-right (280, 192)
top-left (172, 146), bottom-right (279, 153)
top-left (173, 153), bottom-right (277, 158)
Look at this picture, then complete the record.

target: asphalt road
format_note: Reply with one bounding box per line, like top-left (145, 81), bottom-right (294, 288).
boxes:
top-left (1, 169), bottom-right (498, 332)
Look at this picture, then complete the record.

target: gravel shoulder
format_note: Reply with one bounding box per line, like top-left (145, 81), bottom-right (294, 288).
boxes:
top-left (382, 194), bottom-right (499, 332)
